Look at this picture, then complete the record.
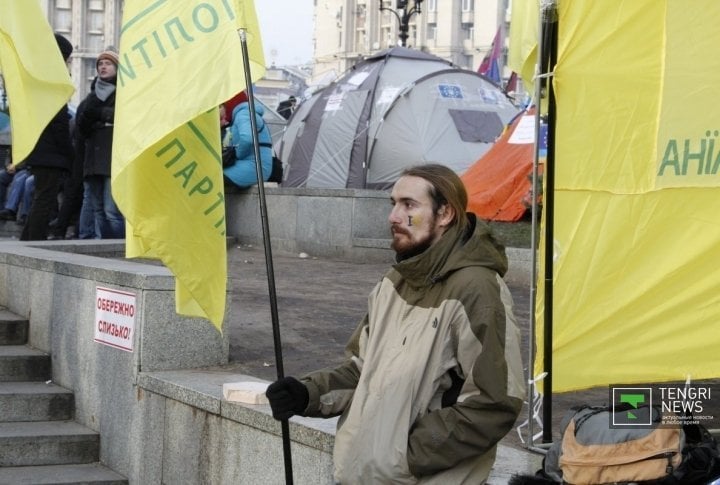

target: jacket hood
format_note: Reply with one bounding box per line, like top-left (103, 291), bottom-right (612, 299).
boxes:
top-left (392, 213), bottom-right (508, 288)
top-left (232, 101), bottom-right (264, 120)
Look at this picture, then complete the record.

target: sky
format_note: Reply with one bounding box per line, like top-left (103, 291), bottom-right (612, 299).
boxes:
top-left (255, 0), bottom-right (314, 66)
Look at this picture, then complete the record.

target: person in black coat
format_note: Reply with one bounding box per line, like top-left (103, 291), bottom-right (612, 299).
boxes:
top-left (20, 34), bottom-right (74, 241)
top-left (74, 48), bottom-right (124, 239)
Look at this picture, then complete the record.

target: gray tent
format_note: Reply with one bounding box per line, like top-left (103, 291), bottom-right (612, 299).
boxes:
top-left (280, 47), bottom-right (520, 189)
top-left (256, 99), bottom-right (287, 149)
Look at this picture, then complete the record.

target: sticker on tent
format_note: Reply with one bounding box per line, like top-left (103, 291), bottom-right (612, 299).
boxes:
top-left (479, 87), bottom-right (502, 104)
top-left (325, 93), bottom-right (344, 111)
top-left (509, 116), bottom-right (536, 144)
top-left (377, 87), bottom-right (401, 105)
top-left (347, 71), bottom-right (370, 86)
top-left (438, 84), bottom-right (463, 99)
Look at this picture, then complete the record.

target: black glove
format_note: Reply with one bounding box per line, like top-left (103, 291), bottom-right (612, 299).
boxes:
top-left (266, 377), bottom-right (309, 420)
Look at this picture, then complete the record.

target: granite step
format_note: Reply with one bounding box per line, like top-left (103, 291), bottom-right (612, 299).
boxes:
top-left (0, 308), bottom-right (28, 345)
top-left (0, 420), bottom-right (100, 467)
top-left (0, 345), bottom-right (51, 382)
top-left (0, 462), bottom-right (128, 484)
top-left (0, 381), bottom-right (74, 422)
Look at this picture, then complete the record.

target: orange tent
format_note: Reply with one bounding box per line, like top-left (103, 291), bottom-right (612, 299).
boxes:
top-left (461, 109), bottom-right (541, 222)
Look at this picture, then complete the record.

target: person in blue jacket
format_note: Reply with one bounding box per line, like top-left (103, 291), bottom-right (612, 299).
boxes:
top-left (222, 91), bottom-right (273, 188)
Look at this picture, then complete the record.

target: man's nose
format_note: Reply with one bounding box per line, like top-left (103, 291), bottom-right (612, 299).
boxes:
top-left (388, 205), bottom-right (402, 224)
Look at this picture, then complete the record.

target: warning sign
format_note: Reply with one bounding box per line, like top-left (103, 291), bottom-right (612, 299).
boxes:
top-left (94, 287), bottom-right (136, 352)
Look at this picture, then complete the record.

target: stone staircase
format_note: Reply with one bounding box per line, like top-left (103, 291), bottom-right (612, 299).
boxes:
top-left (0, 219), bottom-right (23, 240)
top-left (0, 308), bottom-right (127, 484)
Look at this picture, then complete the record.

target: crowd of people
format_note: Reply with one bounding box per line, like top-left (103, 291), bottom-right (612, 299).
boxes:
top-left (0, 34), bottom-right (295, 240)
top-left (0, 35), bottom-right (123, 241)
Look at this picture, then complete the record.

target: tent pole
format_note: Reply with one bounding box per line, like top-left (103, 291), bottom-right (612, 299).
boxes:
top-left (238, 29), bottom-right (294, 485)
top-left (540, 1), bottom-right (559, 445)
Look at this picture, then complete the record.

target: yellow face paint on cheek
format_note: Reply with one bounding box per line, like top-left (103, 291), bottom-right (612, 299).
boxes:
top-left (408, 215), bottom-right (422, 227)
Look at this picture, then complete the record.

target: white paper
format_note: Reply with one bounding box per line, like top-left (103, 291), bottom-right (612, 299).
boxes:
top-left (223, 381), bottom-right (270, 404)
top-left (508, 115), bottom-right (536, 144)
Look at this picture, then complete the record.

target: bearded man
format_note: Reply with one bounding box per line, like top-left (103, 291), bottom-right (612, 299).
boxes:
top-left (267, 164), bottom-right (525, 484)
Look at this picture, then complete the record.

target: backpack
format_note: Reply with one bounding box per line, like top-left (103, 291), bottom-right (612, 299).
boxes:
top-left (510, 404), bottom-right (720, 485)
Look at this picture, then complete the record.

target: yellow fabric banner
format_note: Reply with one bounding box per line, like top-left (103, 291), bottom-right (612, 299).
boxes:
top-left (536, 1), bottom-right (720, 392)
top-left (112, 0), bottom-right (266, 331)
top-left (508, 0), bottom-right (538, 95)
top-left (0, 0), bottom-right (74, 164)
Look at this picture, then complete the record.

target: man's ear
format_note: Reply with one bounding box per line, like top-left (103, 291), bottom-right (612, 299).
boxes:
top-left (436, 204), bottom-right (455, 228)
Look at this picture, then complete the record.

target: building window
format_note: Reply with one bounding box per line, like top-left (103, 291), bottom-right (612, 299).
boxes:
top-left (462, 24), bottom-right (474, 40)
top-left (85, 0), bottom-right (107, 52)
top-left (427, 24), bottom-right (437, 41)
top-left (355, 4), bottom-right (366, 29)
top-left (49, 0), bottom-right (73, 34)
top-left (462, 0), bottom-right (473, 12)
top-left (427, 0), bottom-right (437, 12)
top-left (82, 58), bottom-right (97, 91)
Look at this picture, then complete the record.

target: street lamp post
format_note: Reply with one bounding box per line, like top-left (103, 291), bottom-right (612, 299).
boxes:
top-left (379, 0), bottom-right (424, 47)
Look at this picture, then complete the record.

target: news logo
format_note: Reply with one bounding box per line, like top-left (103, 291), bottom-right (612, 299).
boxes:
top-left (611, 387), bottom-right (652, 426)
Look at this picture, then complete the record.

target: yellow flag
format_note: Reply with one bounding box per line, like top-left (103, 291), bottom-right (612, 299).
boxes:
top-left (0, 0), bottom-right (74, 164)
top-left (112, 0), bottom-right (266, 331)
top-left (508, 0), bottom-right (539, 95)
top-left (535, 0), bottom-right (720, 392)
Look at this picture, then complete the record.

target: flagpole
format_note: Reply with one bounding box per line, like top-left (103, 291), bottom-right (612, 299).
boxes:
top-left (238, 29), bottom-right (294, 485)
top-left (539, 0), bottom-right (558, 445)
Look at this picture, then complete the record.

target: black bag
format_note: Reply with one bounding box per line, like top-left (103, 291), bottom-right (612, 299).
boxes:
top-left (222, 146), bottom-right (236, 168)
top-left (268, 155), bottom-right (283, 183)
top-left (222, 140), bottom-right (283, 184)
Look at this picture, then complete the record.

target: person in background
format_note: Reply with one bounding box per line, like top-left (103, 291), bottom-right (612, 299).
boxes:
top-left (75, 48), bottom-right (124, 239)
top-left (276, 95), bottom-right (296, 120)
top-left (266, 164), bottom-right (525, 484)
top-left (0, 151), bottom-right (15, 208)
top-left (222, 91), bottom-right (273, 189)
top-left (49, 99), bottom-right (85, 239)
top-left (0, 166), bottom-right (33, 226)
top-left (20, 34), bottom-right (74, 241)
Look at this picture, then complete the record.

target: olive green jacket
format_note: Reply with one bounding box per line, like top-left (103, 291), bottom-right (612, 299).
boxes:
top-left (302, 215), bottom-right (525, 484)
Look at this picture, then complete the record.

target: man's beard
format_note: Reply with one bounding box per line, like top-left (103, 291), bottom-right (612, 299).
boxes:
top-left (391, 228), bottom-right (436, 261)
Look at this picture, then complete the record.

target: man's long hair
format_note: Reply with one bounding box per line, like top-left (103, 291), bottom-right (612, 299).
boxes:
top-left (400, 164), bottom-right (469, 232)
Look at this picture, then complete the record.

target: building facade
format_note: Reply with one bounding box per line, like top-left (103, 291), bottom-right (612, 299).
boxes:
top-left (313, 0), bottom-right (509, 82)
top-left (32, 1), bottom-right (511, 107)
top-left (41, 0), bottom-right (124, 104)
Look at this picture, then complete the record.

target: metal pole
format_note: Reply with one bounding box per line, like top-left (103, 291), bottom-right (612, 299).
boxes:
top-left (379, 1), bottom-right (422, 48)
top-left (539, 1), bottom-right (558, 445)
top-left (527, 102), bottom-right (541, 448)
top-left (399, 10), bottom-right (409, 46)
top-left (238, 29), bottom-right (294, 485)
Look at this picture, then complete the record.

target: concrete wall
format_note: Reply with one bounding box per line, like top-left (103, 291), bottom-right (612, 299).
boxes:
top-left (226, 185), bottom-right (531, 286)
top-left (226, 186), bottom-right (395, 264)
top-left (0, 239), bottom-right (337, 483)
